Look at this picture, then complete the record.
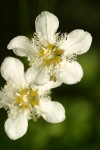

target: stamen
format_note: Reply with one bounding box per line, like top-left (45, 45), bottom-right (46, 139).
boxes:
top-left (20, 89), bottom-right (28, 95)
top-left (55, 48), bottom-right (63, 56)
top-left (29, 42), bottom-right (63, 67)
top-left (16, 96), bottom-right (22, 103)
top-left (43, 59), bottom-right (52, 66)
top-left (15, 89), bottom-right (38, 109)
top-left (30, 90), bottom-right (38, 97)
top-left (47, 44), bottom-right (54, 50)
top-left (39, 49), bottom-right (45, 56)
top-left (31, 99), bottom-right (38, 107)
top-left (53, 57), bottom-right (62, 64)
top-left (22, 104), bottom-right (29, 109)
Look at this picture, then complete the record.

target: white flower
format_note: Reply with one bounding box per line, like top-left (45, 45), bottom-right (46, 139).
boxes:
top-left (7, 11), bottom-right (92, 85)
top-left (0, 57), bottom-right (65, 140)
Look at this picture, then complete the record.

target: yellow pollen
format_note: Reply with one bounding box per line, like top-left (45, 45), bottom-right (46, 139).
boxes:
top-left (16, 96), bottom-right (22, 103)
top-left (30, 90), bottom-right (38, 97)
top-left (31, 99), bottom-right (38, 107)
top-left (39, 49), bottom-right (45, 56)
top-left (39, 43), bottom-right (63, 66)
top-left (53, 57), bottom-right (62, 64)
top-left (20, 89), bottom-right (28, 95)
top-left (15, 89), bottom-right (38, 109)
top-left (47, 44), bottom-right (54, 50)
top-left (55, 48), bottom-right (63, 56)
top-left (22, 104), bottom-right (29, 109)
top-left (43, 59), bottom-right (52, 66)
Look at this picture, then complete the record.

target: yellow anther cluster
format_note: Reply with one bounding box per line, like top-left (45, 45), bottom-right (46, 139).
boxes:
top-left (39, 44), bottom-right (63, 66)
top-left (53, 57), bottom-right (62, 64)
top-left (16, 88), bottom-right (38, 109)
top-left (55, 48), bottom-right (63, 56)
top-left (47, 44), bottom-right (54, 50)
top-left (43, 57), bottom-right (62, 66)
top-left (39, 49), bottom-right (45, 56)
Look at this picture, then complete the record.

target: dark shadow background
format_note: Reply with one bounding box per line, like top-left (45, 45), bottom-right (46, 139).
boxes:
top-left (0, 0), bottom-right (100, 150)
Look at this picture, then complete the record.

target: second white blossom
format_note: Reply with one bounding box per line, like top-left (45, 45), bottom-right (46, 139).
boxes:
top-left (0, 57), bottom-right (65, 140)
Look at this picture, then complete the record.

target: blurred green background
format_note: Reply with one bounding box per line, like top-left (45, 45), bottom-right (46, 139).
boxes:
top-left (0, 0), bottom-right (100, 150)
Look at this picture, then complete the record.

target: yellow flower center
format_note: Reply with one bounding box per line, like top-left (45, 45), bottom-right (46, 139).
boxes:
top-left (15, 88), bottom-right (39, 109)
top-left (39, 44), bottom-right (63, 66)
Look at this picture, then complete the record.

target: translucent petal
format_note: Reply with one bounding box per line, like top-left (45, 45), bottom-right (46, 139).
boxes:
top-left (1, 57), bottom-right (26, 88)
top-left (4, 110), bottom-right (28, 140)
top-left (40, 101), bottom-right (65, 123)
top-left (37, 80), bottom-right (62, 92)
top-left (7, 36), bottom-right (34, 57)
top-left (25, 65), bottom-right (50, 85)
top-left (60, 29), bottom-right (92, 55)
top-left (35, 11), bottom-right (59, 43)
top-left (60, 60), bottom-right (83, 84)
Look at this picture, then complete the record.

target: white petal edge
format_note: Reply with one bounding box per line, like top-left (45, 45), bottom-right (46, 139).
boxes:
top-left (4, 110), bottom-right (28, 140)
top-left (59, 29), bottom-right (92, 55)
top-left (0, 91), bottom-right (11, 108)
top-left (7, 36), bottom-right (34, 57)
top-left (0, 91), bottom-right (5, 108)
top-left (40, 101), bottom-right (65, 123)
top-left (35, 11), bottom-right (59, 44)
top-left (1, 57), bottom-right (26, 88)
top-left (36, 80), bottom-right (62, 93)
top-left (60, 60), bottom-right (83, 84)
top-left (25, 65), bottom-right (50, 85)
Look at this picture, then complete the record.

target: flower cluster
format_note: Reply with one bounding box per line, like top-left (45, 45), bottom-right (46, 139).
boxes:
top-left (0, 11), bottom-right (92, 140)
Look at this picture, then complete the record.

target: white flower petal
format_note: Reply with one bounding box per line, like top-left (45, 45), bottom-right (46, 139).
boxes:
top-left (35, 11), bottom-right (59, 43)
top-left (4, 110), bottom-right (28, 140)
top-left (25, 66), bottom-right (50, 85)
top-left (1, 57), bottom-right (26, 88)
top-left (60, 60), bottom-right (83, 84)
top-left (40, 101), bottom-right (65, 123)
top-left (7, 36), bottom-right (34, 57)
top-left (36, 80), bottom-right (62, 93)
top-left (60, 29), bottom-right (92, 55)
